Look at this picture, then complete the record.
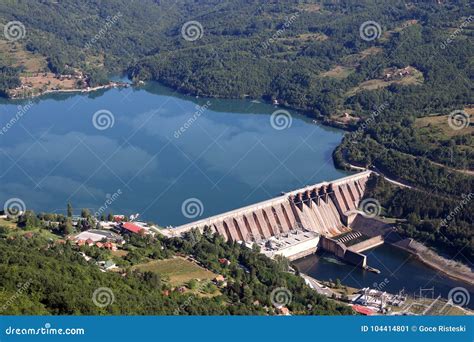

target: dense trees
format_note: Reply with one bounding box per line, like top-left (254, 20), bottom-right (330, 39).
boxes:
top-left (0, 65), bottom-right (21, 96)
top-left (0, 229), bottom-right (352, 315)
top-left (365, 176), bottom-right (473, 261)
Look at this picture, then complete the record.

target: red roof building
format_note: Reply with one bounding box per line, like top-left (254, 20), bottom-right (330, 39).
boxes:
top-left (113, 215), bottom-right (125, 222)
top-left (103, 242), bottom-right (117, 251)
top-left (352, 305), bottom-right (375, 316)
top-left (122, 222), bottom-right (143, 234)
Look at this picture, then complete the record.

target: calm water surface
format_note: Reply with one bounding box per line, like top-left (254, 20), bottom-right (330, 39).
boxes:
top-left (294, 244), bottom-right (474, 308)
top-left (1, 82), bottom-right (471, 306)
top-left (0, 83), bottom-right (347, 225)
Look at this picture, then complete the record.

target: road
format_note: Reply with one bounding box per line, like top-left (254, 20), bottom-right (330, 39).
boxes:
top-left (300, 273), bottom-right (340, 299)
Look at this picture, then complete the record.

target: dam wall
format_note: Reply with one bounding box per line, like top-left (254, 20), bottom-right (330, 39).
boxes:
top-left (168, 171), bottom-right (372, 243)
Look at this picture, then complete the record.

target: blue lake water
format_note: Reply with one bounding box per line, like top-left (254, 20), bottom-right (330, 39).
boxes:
top-left (1, 82), bottom-right (472, 307)
top-left (0, 83), bottom-right (347, 226)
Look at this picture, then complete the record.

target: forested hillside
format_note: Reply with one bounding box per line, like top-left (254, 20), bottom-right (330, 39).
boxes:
top-left (0, 1), bottom-right (472, 266)
top-left (0, 226), bottom-right (352, 315)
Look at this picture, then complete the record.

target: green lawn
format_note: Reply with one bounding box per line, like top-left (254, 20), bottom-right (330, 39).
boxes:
top-left (132, 257), bottom-right (217, 286)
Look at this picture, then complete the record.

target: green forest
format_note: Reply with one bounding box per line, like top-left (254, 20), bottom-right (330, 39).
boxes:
top-left (0, 223), bottom-right (351, 315)
top-left (0, 0), bottom-right (472, 314)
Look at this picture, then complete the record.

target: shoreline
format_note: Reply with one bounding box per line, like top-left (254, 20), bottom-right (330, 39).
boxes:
top-left (390, 238), bottom-right (474, 287)
top-left (6, 81), bottom-right (130, 100)
top-left (3, 80), bottom-right (472, 287)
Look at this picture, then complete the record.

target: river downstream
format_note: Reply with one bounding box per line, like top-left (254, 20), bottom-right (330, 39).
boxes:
top-left (294, 244), bottom-right (474, 309)
top-left (0, 82), bottom-right (471, 307)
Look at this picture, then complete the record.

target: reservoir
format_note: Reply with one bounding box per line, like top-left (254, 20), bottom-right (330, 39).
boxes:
top-left (0, 82), bottom-right (471, 307)
top-left (0, 82), bottom-right (347, 226)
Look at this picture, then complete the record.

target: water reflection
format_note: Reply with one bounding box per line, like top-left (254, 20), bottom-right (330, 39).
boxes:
top-left (0, 83), bottom-right (348, 225)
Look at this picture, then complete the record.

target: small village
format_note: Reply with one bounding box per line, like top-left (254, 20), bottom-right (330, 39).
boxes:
top-left (7, 67), bottom-right (130, 99)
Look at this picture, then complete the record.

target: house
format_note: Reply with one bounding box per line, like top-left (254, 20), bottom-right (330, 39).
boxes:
top-left (218, 258), bottom-right (231, 266)
top-left (103, 242), bottom-right (117, 251)
top-left (277, 306), bottom-right (291, 316)
top-left (352, 305), bottom-right (375, 316)
top-left (73, 230), bottom-right (124, 245)
top-left (85, 238), bottom-right (94, 246)
top-left (95, 242), bottom-right (104, 248)
top-left (98, 260), bottom-right (117, 271)
top-left (113, 215), bottom-right (125, 222)
top-left (121, 222), bottom-right (145, 235)
top-left (214, 275), bottom-right (227, 287)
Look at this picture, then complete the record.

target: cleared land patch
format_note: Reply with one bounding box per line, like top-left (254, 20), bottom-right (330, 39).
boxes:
top-left (321, 65), bottom-right (354, 79)
top-left (132, 257), bottom-right (217, 286)
top-left (346, 66), bottom-right (424, 97)
top-left (414, 108), bottom-right (473, 138)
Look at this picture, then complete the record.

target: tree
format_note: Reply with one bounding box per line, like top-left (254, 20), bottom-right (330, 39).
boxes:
top-left (67, 203), bottom-right (73, 218)
top-left (81, 208), bottom-right (90, 218)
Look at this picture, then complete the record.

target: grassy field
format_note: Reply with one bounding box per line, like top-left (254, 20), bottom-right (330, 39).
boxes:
top-left (0, 41), bottom-right (47, 73)
top-left (0, 217), bottom-right (59, 240)
top-left (321, 65), bottom-right (354, 79)
top-left (341, 47), bottom-right (382, 67)
top-left (0, 217), bottom-right (18, 229)
top-left (414, 108), bottom-right (474, 138)
top-left (346, 66), bottom-right (424, 97)
top-left (132, 257), bottom-right (218, 286)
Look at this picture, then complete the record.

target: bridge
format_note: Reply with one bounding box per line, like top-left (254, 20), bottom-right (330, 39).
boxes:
top-left (164, 171), bottom-right (373, 243)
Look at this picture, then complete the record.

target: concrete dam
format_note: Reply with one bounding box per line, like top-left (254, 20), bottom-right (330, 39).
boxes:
top-left (168, 171), bottom-right (372, 244)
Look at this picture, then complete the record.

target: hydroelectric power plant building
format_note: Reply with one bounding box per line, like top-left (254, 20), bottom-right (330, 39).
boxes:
top-left (164, 171), bottom-right (382, 266)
